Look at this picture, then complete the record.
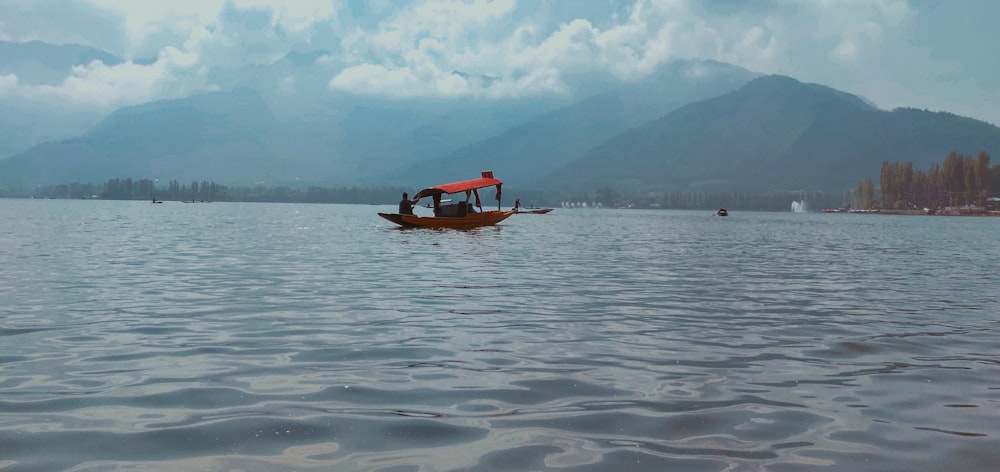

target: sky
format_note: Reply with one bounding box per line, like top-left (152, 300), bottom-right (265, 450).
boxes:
top-left (1, 0), bottom-right (998, 124)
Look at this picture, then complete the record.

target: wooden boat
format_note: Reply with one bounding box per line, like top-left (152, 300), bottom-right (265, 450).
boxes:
top-left (379, 171), bottom-right (516, 229)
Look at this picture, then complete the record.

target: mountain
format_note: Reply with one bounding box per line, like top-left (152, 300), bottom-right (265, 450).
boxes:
top-left (0, 54), bottom-right (753, 189)
top-left (0, 88), bottom-right (280, 186)
top-left (542, 75), bottom-right (1000, 193)
top-left (5, 43), bottom-right (998, 195)
top-left (386, 60), bottom-right (757, 187)
top-left (0, 41), bottom-right (122, 158)
top-left (0, 97), bottom-right (104, 159)
top-left (0, 86), bottom-right (562, 188)
top-left (0, 40), bottom-right (123, 85)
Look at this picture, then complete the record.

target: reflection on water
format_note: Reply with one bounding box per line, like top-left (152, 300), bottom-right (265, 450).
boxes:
top-left (1, 200), bottom-right (998, 471)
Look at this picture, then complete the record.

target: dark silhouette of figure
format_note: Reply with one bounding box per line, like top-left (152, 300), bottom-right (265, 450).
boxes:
top-left (399, 192), bottom-right (417, 215)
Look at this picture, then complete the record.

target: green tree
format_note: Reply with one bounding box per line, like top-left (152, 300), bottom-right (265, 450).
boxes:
top-left (854, 177), bottom-right (875, 209)
top-left (974, 151), bottom-right (991, 202)
top-left (942, 151), bottom-right (965, 206)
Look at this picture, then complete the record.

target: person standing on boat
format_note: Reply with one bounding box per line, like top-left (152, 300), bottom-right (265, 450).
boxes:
top-left (399, 192), bottom-right (418, 215)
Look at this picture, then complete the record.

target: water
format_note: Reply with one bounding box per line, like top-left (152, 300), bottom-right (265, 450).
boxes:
top-left (1, 199), bottom-right (998, 471)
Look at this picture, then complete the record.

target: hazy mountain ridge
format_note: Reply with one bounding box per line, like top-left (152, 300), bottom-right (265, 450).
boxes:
top-left (0, 40), bottom-right (122, 158)
top-left (0, 42), bottom-right (761, 188)
top-left (0, 40), bottom-right (123, 85)
top-left (3, 40), bottom-right (999, 195)
top-left (0, 89), bottom-right (280, 185)
top-left (542, 75), bottom-right (1000, 193)
top-left (0, 85), bottom-right (568, 188)
top-left (387, 60), bottom-right (759, 186)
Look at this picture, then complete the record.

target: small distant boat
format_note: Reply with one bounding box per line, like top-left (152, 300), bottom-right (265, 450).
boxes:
top-left (716, 208), bottom-right (728, 216)
top-left (512, 198), bottom-right (552, 214)
top-left (378, 171), bottom-right (516, 229)
top-left (151, 199), bottom-right (163, 204)
top-left (516, 208), bottom-right (553, 214)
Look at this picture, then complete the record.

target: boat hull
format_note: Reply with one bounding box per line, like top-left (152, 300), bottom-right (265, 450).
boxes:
top-left (516, 208), bottom-right (553, 214)
top-left (378, 210), bottom-right (516, 229)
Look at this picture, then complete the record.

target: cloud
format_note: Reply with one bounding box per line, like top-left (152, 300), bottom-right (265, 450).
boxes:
top-left (2, 0), bottom-right (343, 107)
top-left (329, 1), bottom-right (650, 98)
top-left (13, 46), bottom-right (210, 109)
top-left (0, 0), bottom-right (126, 52)
top-left (3, 0), bottom-right (998, 124)
top-left (84, 0), bottom-right (340, 58)
top-left (330, 0), bottom-right (531, 98)
top-left (325, 0), bottom-right (756, 97)
top-left (0, 74), bottom-right (18, 95)
top-left (830, 21), bottom-right (882, 63)
top-left (325, 0), bottom-right (918, 99)
top-left (5, 0), bottom-right (922, 102)
top-left (330, 63), bottom-right (463, 98)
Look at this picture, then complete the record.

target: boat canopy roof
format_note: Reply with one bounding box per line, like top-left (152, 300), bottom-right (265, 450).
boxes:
top-left (413, 171), bottom-right (502, 200)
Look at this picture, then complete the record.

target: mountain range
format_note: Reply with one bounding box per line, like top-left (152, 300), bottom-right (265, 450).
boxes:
top-left (544, 75), bottom-right (1000, 193)
top-left (2, 40), bottom-right (999, 195)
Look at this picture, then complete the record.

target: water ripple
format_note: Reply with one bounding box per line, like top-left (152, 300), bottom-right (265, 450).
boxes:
top-left (1, 202), bottom-right (999, 471)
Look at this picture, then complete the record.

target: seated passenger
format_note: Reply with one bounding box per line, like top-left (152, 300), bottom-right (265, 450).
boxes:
top-left (399, 192), bottom-right (417, 215)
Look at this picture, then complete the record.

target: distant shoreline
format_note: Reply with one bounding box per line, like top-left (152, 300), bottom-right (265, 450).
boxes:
top-left (823, 208), bottom-right (1000, 217)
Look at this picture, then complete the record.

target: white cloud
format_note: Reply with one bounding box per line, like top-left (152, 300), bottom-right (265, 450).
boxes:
top-left (13, 47), bottom-right (209, 109)
top-left (83, 0), bottom-right (340, 59)
top-left (329, 0), bottom-right (910, 98)
top-left (330, 1), bottom-right (679, 98)
top-left (3, 0), bottom-right (998, 124)
top-left (0, 0), bottom-right (342, 107)
top-left (367, 0), bottom-right (515, 53)
top-left (830, 19), bottom-right (886, 63)
top-left (330, 0), bottom-right (536, 98)
top-left (329, 62), bottom-right (477, 99)
top-left (251, 0), bottom-right (339, 36)
top-left (0, 74), bottom-right (19, 95)
top-left (7, 0), bottom-right (923, 101)
top-left (83, 0), bottom-right (220, 57)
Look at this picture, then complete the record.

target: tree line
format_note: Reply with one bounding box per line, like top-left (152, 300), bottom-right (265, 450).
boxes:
top-left (2, 177), bottom-right (850, 211)
top-left (101, 178), bottom-right (228, 201)
top-left (851, 151), bottom-right (998, 210)
top-left (23, 162), bottom-right (995, 212)
top-left (0, 178), bottom-right (408, 204)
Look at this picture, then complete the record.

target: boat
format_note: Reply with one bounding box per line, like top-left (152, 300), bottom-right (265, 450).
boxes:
top-left (378, 171), bottom-right (517, 229)
top-left (716, 208), bottom-right (728, 216)
top-left (512, 198), bottom-right (553, 214)
top-left (516, 208), bottom-right (553, 214)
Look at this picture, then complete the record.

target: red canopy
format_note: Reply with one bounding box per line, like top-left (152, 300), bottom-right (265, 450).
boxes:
top-left (414, 171), bottom-right (503, 200)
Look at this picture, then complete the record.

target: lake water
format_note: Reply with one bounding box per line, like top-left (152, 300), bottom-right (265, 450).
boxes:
top-left (1, 199), bottom-right (998, 471)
